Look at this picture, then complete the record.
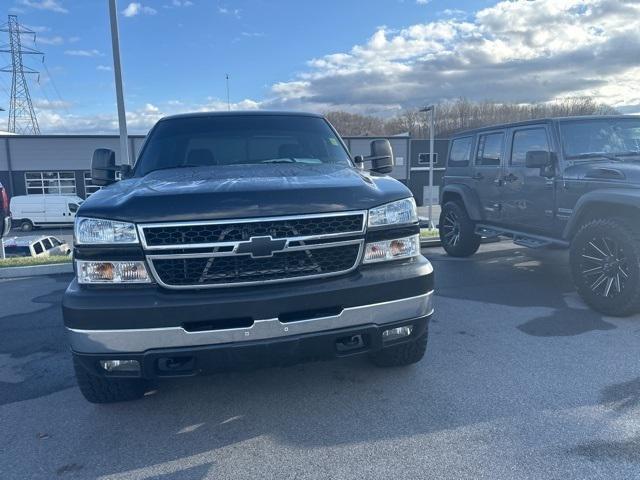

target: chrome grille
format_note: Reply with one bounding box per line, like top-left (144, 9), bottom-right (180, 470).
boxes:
top-left (140, 211), bottom-right (366, 289)
top-left (139, 212), bottom-right (366, 250)
top-left (149, 243), bottom-right (361, 287)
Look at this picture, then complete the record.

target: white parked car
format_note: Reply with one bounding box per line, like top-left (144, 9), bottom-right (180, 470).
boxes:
top-left (10, 195), bottom-right (83, 231)
top-left (3, 235), bottom-right (71, 258)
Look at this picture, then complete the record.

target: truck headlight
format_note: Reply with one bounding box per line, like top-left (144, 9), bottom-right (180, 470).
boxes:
top-left (363, 234), bottom-right (420, 264)
top-left (368, 198), bottom-right (418, 228)
top-left (75, 217), bottom-right (139, 245)
top-left (76, 260), bottom-right (151, 284)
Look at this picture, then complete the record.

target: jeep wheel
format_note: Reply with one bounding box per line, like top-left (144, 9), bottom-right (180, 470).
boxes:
top-left (570, 218), bottom-right (640, 317)
top-left (73, 356), bottom-right (146, 404)
top-left (369, 330), bottom-right (428, 367)
top-left (439, 201), bottom-right (481, 257)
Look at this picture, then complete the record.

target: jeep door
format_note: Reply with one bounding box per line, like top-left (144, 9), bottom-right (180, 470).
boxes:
top-left (473, 131), bottom-right (506, 223)
top-left (501, 125), bottom-right (556, 233)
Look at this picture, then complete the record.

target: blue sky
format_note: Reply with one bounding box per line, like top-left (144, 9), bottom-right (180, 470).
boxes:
top-left (1, 0), bottom-right (639, 133)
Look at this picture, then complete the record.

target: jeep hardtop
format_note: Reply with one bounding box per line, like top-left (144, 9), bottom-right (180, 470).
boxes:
top-left (439, 115), bottom-right (640, 316)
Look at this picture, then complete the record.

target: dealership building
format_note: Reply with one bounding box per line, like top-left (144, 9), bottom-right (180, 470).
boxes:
top-left (0, 134), bottom-right (449, 206)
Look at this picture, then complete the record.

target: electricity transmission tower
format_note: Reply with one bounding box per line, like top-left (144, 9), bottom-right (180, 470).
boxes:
top-left (0, 15), bottom-right (42, 134)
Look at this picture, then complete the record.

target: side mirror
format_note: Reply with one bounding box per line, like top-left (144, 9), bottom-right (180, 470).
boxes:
top-left (366, 139), bottom-right (394, 174)
top-left (525, 150), bottom-right (553, 169)
top-left (353, 155), bottom-right (365, 170)
top-left (120, 164), bottom-right (132, 178)
top-left (91, 149), bottom-right (117, 186)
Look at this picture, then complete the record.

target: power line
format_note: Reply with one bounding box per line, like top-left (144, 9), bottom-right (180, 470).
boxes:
top-left (0, 14), bottom-right (42, 134)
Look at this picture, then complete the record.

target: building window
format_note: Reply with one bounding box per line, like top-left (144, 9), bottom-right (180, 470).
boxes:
top-left (83, 171), bottom-right (122, 197)
top-left (25, 171), bottom-right (76, 195)
top-left (418, 152), bottom-right (439, 166)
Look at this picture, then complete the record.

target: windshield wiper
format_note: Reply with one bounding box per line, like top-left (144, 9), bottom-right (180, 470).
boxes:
top-left (613, 151), bottom-right (640, 159)
top-left (147, 164), bottom-right (203, 173)
top-left (261, 158), bottom-right (298, 164)
top-left (568, 152), bottom-right (622, 162)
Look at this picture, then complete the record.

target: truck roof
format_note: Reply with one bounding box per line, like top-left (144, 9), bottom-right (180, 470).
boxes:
top-left (451, 114), bottom-right (640, 137)
top-left (159, 110), bottom-right (325, 122)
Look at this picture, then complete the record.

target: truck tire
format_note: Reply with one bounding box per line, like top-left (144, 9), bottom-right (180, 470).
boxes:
top-left (439, 201), bottom-right (481, 257)
top-left (20, 220), bottom-right (33, 232)
top-left (570, 218), bottom-right (640, 317)
top-left (369, 330), bottom-right (428, 367)
top-left (73, 356), bottom-right (146, 404)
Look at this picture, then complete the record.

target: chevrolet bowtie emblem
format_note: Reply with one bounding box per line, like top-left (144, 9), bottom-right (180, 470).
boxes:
top-left (236, 236), bottom-right (287, 258)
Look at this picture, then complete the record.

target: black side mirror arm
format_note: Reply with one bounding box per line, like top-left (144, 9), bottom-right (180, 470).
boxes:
top-left (119, 164), bottom-right (133, 178)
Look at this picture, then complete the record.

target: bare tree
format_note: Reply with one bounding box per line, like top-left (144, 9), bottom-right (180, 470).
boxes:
top-left (324, 111), bottom-right (385, 137)
top-left (325, 97), bottom-right (618, 138)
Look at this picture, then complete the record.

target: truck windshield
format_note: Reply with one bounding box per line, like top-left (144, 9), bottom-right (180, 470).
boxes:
top-left (135, 115), bottom-right (352, 176)
top-left (561, 118), bottom-right (640, 161)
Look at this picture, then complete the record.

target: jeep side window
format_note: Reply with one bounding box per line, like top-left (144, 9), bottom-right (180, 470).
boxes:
top-left (475, 133), bottom-right (504, 167)
top-left (448, 137), bottom-right (473, 167)
top-left (511, 128), bottom-right (549, 166)
top-left (33, 242), bottom-right (43, 255)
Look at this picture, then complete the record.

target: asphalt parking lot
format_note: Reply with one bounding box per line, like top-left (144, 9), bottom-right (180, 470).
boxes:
top-left (1, 242), bottom-right (639, 480)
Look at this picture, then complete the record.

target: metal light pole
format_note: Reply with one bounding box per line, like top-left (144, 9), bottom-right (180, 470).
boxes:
top-left (225, 74), bottom-right (230, 111)
top-left (108, 0), bottom-right (131, 166)
top-left (420, 106), bottom-right (436, 226)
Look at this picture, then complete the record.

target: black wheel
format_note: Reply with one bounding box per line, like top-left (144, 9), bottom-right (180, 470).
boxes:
top-left (570, 218), bottom-right (640, 317)
top-left (439, 201), bottom-right (481, 257)
top-left (369, 331), bottom-right (428, 367)
top-left (73, 356), bottom-right (146, 404)
top-left (20, 220), bottom-right (33, 232)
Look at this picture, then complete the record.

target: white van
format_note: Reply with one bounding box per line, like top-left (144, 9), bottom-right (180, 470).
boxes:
top-left (10, 195), bottom-right (83, 231)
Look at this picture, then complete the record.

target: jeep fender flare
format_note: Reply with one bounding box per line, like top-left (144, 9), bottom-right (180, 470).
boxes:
top-left (563, 188), bottom-right (640, 240)
top-left (440, 184), bottom-right (483, 221)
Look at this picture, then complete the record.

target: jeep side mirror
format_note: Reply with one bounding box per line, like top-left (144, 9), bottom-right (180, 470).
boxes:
top-left (525, 150), bottom-right (553, 169)
top-left (91, 148), bottom-right (117, 186)
top-left (366, 139), bottom-right (394, 174)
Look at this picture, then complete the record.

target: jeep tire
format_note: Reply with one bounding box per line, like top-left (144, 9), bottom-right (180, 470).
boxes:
top-left (73, 355), bottom-right (146, 404)
top-left (570, 218), bottom-right (640, 317)
top-left (439, 201), bottom-right (481, 257)
top-left (369, 330), bottom-right (428, 367)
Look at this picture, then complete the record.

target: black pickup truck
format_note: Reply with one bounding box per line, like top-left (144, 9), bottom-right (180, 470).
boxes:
top-left (439, 115), bottom-right (640, 317)
top-left (63, 112), bottom-right (434, 403)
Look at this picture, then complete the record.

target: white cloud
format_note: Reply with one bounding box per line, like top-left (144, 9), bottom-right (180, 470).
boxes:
top-left (172, 0), bottom-right (194, 6)
top-left (19, 0), bottom-right (68, 13)
top-left (218, 6), bottom-right (241, 18)
top-left (416, 0), bottom-right (431, 4)
top-left (36, 98), bottom-right (262, 134)
top-left (34, 99), bottom-right (72, 110)
top-left (121, 2), bottom-right (157, 17)
top-left (264, 0), bottom-right (640, 114)
top-left (37, 35), bottom-right (64, 46)
top-left (64, 49), bottom-right (102, 57)
top-left (96, 65), bottom-right (112, 72)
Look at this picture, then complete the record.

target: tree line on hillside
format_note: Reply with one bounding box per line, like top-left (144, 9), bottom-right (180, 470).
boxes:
top-left (325, 97), bottom-right (618, 138)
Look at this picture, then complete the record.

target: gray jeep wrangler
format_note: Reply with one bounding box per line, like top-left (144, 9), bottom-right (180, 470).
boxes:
top-left (439, 115), bottom-right (640, 317)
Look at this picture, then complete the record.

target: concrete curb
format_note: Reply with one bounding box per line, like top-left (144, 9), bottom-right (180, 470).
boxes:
top-left (0, 262), bottom-right (73, 279)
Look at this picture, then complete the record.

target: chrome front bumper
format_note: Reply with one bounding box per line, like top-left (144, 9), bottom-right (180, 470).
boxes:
top-left (67, 291), bottom-right (434, 354)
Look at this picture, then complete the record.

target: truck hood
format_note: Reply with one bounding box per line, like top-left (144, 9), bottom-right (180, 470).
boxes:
top-left (564, 161), bottom-right (640, 183)
top-left (78, 164), bottom-right (412, 223)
